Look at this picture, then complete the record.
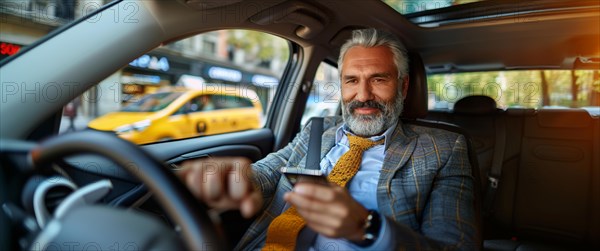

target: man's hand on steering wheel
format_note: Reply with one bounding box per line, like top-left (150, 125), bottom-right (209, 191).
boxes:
top-left (179, 157), bottom-right (263, 218)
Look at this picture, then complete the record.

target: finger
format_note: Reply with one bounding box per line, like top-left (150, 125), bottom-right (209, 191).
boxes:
top-left (286, 192), bottom-right (333, 234)
top-left (240, 190), bottom-right (263, 218)
top-left (303, 217), bottom-right (355, 239)
top-left (285, 190), bottom-right (329, 214)
top-left (293, 183), bottom-right (336, 202)
top-left (302, 216), bottom-right (338, 237)
top-left (177, 160), bottom-right (199, 180)
top-left (227, 157), bottom-right (252, 200)
top-left (295, 206), bottom-right (338, 227)
top-left (202, 160), bottom-right (227, 201)
top-left (295, 208), bottom-right (350, 239)
top-left (297, 206), bottom-right (364, 239)
top-left (185, 167), bottom-right (204, 199)
top-left (290, 185), bottom-right (359, 221)
top-left (175, 166), bottom-right (189, 180)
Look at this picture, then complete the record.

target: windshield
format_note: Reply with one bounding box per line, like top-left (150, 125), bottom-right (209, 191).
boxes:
top-left (121, 92), bottom-right (183, 112)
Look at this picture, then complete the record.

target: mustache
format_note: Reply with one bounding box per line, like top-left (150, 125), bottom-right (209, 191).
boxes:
top-left (347, 100), bottom-right (386, 113)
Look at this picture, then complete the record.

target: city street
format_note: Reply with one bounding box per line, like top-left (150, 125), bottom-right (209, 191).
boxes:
top-left (58, 115), bottom-right (92, 134)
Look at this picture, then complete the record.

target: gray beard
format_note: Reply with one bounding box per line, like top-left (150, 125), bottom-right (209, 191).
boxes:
top-left (341, 93), bottom-right (404, 137)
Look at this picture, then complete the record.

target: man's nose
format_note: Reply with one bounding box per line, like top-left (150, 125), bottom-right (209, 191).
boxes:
top-left (355, 81), bottom-right (374, 102)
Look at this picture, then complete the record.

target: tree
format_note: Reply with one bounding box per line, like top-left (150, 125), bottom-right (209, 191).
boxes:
top-left (591, 70), bottom-right (600, 106)
top-left (226, 30), bottom-right (288, 65)
top-left (540, 71), bottom-right (550, 106)
top-left (571, 70), bottom-right (579, 107)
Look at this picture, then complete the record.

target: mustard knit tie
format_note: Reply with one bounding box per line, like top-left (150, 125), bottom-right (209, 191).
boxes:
top-left (262, 134), bottom-right (384, 251)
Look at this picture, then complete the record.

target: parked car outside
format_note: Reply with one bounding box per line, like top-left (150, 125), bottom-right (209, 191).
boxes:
top-left (88, 86), bottom-right (262, 144)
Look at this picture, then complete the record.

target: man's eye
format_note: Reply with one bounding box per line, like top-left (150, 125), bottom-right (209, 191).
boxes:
top-left (344, 79), bottom-right (357, 84)
top-left (373, 78), bottom-right (386, 83)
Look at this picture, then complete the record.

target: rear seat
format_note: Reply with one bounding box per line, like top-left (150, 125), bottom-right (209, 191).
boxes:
top-left (426, 96), bottom-right (600, 250)
top-left (428, 95), bottom-right (502, 190)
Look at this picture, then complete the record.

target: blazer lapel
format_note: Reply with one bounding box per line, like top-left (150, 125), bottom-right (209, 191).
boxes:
top-left (377, 121), bottom-right (418, 217)
top-left (383, 121), bottom-right (418, 173)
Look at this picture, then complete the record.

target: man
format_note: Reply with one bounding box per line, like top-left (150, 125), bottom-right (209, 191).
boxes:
top-left (180, 28), bottom-right (479, 250)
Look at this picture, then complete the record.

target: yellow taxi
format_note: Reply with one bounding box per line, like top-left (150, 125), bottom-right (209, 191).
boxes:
top-left (88, 86), bottom-right (263, 144)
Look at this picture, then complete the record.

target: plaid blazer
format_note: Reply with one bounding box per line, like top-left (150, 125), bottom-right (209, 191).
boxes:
top-left (236, 117), bottom-right (480, 250)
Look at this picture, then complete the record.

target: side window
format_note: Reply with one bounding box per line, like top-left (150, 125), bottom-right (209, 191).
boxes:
top-left (213, 95), bottom-right (254, 109)
top-left (200, 95), bottom-right (216, 111)
top-left (301, 62), bottom-right (341, 126)
top-left (174, 104), bottom-right (188, 115)
top-left (187, 95), bottom-right (215, 112)
top-left (427, 70), bottom-right (600, 115)
top-left (236, 97), bottom-right (254, 108)
top-left (64, 30), bottom-right (289, 144)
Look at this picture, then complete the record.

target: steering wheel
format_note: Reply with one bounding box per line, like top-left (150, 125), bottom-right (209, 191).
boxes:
top-left (30, 130), bottom-right (225, 250)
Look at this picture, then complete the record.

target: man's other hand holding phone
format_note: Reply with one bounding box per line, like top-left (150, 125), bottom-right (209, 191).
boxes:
top-left (281, 167), bottom-right (369, 241)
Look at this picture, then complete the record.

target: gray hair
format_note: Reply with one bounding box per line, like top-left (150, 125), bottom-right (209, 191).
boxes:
top-left (337, 28), bottom-right (408, 79)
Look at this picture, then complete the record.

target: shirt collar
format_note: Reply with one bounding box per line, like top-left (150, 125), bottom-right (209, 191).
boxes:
top-left (335, 120), bottom-right (399, 151)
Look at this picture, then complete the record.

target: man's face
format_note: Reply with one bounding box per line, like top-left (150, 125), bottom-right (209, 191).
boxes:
top-left (340, 46), bottom-right (406, 137)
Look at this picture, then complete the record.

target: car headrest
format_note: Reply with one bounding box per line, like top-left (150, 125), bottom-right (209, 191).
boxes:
top-left (402, 52), bottom-right (428, 119)
top-left (454, 95), bottom-right (498, 115)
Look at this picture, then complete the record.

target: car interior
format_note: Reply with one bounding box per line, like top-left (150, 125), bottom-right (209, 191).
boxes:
top-left (1, 0), bottom-right (599, 250)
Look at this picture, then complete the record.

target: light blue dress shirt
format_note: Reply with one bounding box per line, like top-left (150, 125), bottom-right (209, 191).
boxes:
top-left (307, 122), bottom-right (398, 250)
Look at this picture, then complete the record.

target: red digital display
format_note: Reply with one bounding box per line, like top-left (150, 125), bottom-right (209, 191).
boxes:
top-left (0, 42), bottom-right (21, 56)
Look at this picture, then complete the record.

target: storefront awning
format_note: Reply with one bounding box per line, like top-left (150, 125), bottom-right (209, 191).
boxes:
top-left (176, 74), bottom-right (206, 89)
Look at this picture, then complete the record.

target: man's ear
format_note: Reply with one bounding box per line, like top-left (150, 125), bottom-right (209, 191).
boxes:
top-left (401, 75), bottom-right (410, 98)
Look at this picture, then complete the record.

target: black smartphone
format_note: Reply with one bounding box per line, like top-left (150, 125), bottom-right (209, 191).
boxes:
top-left (280, 167), bottom-right (329, 186)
